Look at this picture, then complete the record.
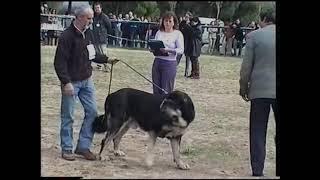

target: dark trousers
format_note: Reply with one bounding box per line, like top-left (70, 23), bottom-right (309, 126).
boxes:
top-left (233, 39), bottom-right (243, 56)
top-left (185, 55), bottom-right (191, 77)
top-left (152, 58), bottom-right (177, 95)
top-left (250, 98), bottom-right (279, 176)
top-left (176, 54), bottom-right (183, 65)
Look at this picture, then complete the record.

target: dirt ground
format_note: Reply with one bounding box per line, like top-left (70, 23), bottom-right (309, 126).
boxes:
top-left (41, 47), bottom-right (278, 179)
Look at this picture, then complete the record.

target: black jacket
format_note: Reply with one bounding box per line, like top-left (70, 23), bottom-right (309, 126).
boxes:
top-left (179, 20), bottom-right (192, 55)
top-left (54, 24), bottom-right (107, 85)
top-left (234, 23), bottom-right (244, 41)
top-left (92, 12), bottom-right (112, 44)
top-left (187, 23), bottom-right (203, 57)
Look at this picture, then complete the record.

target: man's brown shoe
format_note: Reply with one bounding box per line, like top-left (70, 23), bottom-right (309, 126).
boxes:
top-left (62, 150), bottom-right (75, 161)
top-left (75, 149), bottom-right (97, 161)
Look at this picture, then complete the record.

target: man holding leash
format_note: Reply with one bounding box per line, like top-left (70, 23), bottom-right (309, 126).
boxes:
top-left (54, 4), bottom-right (118, 161)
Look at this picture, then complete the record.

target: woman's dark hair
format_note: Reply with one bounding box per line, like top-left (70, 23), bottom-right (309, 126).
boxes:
top-left (190, 17), bottom-right (201, 25)
top-left (160, 11), bottom-right (179, 31)
top-left (93, 2), bottom-right (102, 7)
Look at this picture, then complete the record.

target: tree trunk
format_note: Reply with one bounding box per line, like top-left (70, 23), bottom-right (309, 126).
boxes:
top-left (216, 2), bottom-right (221, 19)
top-left (168, 1), bottom-right (177, 12)
top-left (116, 2), bottom-right (120, 15)
top-left (67, 1), bottom-right (72, 15)
top-left (258, 2), bottom-right (262, 15)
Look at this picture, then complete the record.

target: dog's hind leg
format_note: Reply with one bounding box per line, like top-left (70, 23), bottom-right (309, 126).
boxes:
top-left (145, 131), bottom-right (157, 168)
top-left (113, 124), bottom-right (130, 156)
top-left (99, 119), bottom-right (132, 159)
top-left (170, 135), bottom-right (190, 170)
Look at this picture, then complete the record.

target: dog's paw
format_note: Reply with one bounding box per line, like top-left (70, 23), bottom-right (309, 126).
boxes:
top-left (177, 162), bottom-right (190, 170)
top-left (114, 150), bottom-right (126, 156)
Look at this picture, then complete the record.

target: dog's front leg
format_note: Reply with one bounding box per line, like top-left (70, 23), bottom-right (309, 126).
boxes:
top-left (145, 131), bottom-right (157, 168)
top-left (170, 136), bottom-right (190, 170)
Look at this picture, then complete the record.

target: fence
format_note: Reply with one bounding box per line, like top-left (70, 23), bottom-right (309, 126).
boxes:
top-left (40, 14), bottom-right (255, 56)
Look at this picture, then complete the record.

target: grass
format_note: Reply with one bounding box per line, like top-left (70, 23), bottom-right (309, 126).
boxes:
top-left (41, 46), bottom-right (276, 178)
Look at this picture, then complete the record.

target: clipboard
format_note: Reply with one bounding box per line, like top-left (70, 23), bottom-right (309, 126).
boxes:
top-left (148, 40), bottom-right (169, 56)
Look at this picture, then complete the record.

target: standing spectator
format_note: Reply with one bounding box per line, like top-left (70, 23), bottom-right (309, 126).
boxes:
top-left (43, 3), bottom-right (49, 14)
top-left (130, 14), bottom-right (140, 48)
top-left (128, 11), bottom-right (140, 47)
top-left (233, 18), bottom-right (244, 56)
top-left (179, 12), bottom-right (193, 77)
top-left (128, 11), bottom-right (134, 20)
top-left (115, 14), bottom-right (123, 46)
top-left (108, 14), bottom-right (117, 46)
top-left (92, 2), bottom-right (111, 71)
top-left (108, 12), bottom-right (113, 19)
top-left (92, 2), bottom-right (111, 49)
top-left (207, 20), bottom-right (218, 54)
top-left (187, 17), bottom-right (202, 79)
top-left (151, 11), bottom-right (184, 95)
top-left (138, 20), bottom-right (148, 48)
top-left (222, 23), bottom-right (235, 56)
top-left (239, 10), bottom-right (278, 177)
top-left (121, 14), bottom-right (130, 47)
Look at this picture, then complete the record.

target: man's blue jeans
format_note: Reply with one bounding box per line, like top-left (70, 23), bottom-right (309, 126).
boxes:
top-left (60, 77), bottom-right (98, 152)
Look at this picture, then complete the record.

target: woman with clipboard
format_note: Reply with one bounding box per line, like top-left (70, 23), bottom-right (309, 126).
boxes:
top-left (149, 11), bottom-right (184, 95)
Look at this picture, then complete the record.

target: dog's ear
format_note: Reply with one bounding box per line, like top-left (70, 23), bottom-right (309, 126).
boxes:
top-left (167, 91), bottom-right (195, 123)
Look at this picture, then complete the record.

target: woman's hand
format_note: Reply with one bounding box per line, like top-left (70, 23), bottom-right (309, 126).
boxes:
top-left (159, 48), bottom-right (170, 53)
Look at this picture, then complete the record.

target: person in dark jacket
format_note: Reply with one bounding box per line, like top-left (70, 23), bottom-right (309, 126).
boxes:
top-left (179, 12), bottom-right (193, 77)
top-left (233, 19), bottom-right (244, 56)
top-left (53, 5), bottom-right (117, 162)
top-left (186, 17), bottom-right (202, 79)
top-left (92, 2), bottom-right (111, 48)
top-left (92, 2), bottom-right (111, 71)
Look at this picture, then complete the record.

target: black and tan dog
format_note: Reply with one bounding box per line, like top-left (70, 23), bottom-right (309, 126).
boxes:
top-left (92, 88), bottom-right (195, 169)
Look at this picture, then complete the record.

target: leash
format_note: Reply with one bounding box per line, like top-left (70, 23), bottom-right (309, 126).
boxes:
top-left (106, 59), bottom-right (168, 95)
top-left (108, 63), bottom-right (114, 95)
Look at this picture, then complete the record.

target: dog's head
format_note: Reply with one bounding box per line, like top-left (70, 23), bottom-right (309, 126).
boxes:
top-left (92, 114), bottom-right (108, 133)
top-left (160, 90), bottom-right (195, 127)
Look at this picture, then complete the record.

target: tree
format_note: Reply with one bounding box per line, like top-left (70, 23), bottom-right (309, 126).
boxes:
top-left (233, 2), bottom-right (260, 25)
top-left (67, 1), bottom-right (72, 15)
top-left (209, 1), bottom-right (223, 19)
top-left (168, 1), bottom-right (177, 12)
top-left (134, 2), bottom-right (160, 18)
top-left (134, 3), bottom-right (147, 17)
top-left (219, 1), bottom-right (241, 22)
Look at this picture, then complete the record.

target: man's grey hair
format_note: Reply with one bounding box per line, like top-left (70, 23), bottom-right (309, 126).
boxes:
top-left (74, 5), bottom-right (93, 18)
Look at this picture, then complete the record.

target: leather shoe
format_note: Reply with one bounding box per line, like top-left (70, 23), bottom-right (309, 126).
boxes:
top-left (75, 149), bottom-right (97, 161)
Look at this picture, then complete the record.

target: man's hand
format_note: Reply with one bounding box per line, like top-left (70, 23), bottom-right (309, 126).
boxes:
top-left (108, 58), bottom-right (120, 65)
top-left (239, 84), bottom-right (249, 102)
top-left (62, 83), bottom-right (74, 96)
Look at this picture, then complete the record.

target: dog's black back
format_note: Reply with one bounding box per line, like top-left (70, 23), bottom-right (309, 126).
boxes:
top-left (93, 88), bottom-right (195, 137)
top-left (106, 88), bottom-right (167, 132)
